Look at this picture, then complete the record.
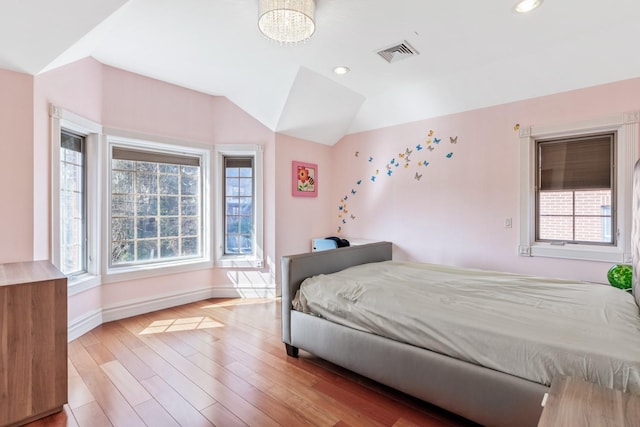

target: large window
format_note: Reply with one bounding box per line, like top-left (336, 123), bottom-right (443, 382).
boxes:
top-left (224, 157), bottom-right (254, 255)
top-left (536, 133), bottom-right (615, 245)
top-left (109, 142), bottom-right (206, 268)
top-left (519, 112), bottom-right (639, 262)
top-left (59, 130), bottom-right (86, 275)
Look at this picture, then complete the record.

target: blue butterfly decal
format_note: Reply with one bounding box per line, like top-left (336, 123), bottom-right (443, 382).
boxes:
top-left (446, 152), bottom-right (453, 158)
top-left (371, 176), bottom-right (376, 182)
top-left (434, 137), bottom-right (441, 144)
top-left (369, 156), bottom-right (373, 162)
top-left (351, 189), bottom-right (357, 195)
top-left (356, 180), bottom-right (362, 185)
top-left (387, 170), bottom-right (393, 176)
top-left (416, 144), bottom-right (423, 151)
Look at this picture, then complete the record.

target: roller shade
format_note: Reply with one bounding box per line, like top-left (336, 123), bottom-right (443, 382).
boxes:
top-left (225, 157), bottom-right (253, 168)
top-left (538, 134), bottom-right (613, 191)
top-left (112, 147), bottom-right (200, 167)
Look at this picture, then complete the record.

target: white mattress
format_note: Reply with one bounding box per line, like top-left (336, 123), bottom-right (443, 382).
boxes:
top-left (293, 261), bottom-right (640, 393)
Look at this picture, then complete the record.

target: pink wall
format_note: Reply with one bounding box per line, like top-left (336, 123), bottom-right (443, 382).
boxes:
top-left (30, 60), bottom-right (280, 327)
top-left (332, 78), bottom-right (640, 283)
top-left (0, 69), bottom-right (33, 263)
top-left (33, 58), bottom-right (104, 260)
top-left (274, 134), bottom-right (333, 289)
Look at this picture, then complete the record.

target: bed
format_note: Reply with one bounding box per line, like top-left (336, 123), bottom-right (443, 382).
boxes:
top-left (281, 241), bottom-right (640, 427)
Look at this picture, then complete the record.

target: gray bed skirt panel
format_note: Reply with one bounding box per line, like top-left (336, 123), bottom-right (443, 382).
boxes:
top-left (291, 311), bottom-right (547, 427)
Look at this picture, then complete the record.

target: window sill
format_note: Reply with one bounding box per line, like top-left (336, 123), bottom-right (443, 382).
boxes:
top-left (68, 273), bottom-right (102, 296)
top-left (215, 256), bottom-right (263, 269)
top-left (103, 258), bottom-right (214, 284)
top-left (520, 243), bottom-right (630, 263)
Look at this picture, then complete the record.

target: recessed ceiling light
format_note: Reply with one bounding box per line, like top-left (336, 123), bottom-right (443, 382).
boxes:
top-left (333, 66), bottom-right (350, 75)
top-left (513, 0), bottom-right (543, 13)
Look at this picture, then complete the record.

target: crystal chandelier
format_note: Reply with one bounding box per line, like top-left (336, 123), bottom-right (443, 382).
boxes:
top-left (258, 0), bottom-right (316, 44)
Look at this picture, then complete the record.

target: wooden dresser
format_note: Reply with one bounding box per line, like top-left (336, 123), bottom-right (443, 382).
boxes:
top-left (0, 261), bottom-right (67, 427)
top-left (538, 375), bottom-right (640, 427)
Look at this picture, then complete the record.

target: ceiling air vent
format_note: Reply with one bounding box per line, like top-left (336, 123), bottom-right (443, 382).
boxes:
top-left (376, 40), bottom-right (419, 64)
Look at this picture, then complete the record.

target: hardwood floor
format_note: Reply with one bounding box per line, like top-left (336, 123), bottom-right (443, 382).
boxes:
top-left (26, 298), bottom-right (478, 427)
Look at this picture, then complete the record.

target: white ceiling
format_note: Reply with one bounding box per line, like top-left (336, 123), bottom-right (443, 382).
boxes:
top-left (2, 0), bottom-right (640, 145)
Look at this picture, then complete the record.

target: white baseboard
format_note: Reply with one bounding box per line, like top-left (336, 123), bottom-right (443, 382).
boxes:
top-left (68, 308), bottom-right (103, 341)
top-left (67, 286), bottom-right (275, 341)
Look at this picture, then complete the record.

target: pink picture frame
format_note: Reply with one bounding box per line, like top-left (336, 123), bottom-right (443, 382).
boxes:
top-left (292, 161), bottom-right (318, 197)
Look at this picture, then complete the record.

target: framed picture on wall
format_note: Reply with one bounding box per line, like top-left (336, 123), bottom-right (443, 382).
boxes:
top-left (292, 161), bottom-right (318, 197)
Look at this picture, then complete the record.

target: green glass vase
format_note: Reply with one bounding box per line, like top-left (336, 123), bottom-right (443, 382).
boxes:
top-left (607, 264), bottom-right (633, 290)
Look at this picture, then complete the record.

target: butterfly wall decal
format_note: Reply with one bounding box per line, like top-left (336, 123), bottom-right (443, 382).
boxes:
top-left (416, 144), bottom-right (423, 151)
top-left (434, 137), bottom-right (441, 144)
top-left (450, 136), bottom-right (458, 144)
top-left (446, 152), bottom-right (453, 158)
top-left (415, 172), bottom-right (423, 181)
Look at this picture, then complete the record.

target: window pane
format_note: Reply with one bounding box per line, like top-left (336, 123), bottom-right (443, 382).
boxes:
top-left (112, 241), bottom-right (134, 263)
top-left (160, 217), bottom-right (179, 237)
top-left (110, 148), bottom-right (202, 266)
top-left (181, 175), bottom-right (198, 195)
top-left (575, 217), bottom-right (610, 243)
top-left (137, 240), bottom-right (159, 260)
top-left (137, 195), bottom-right (158, 216)
top-left (136, 173), bottom-right (157, 193)
top-left (112, 171), bottom-right (134, 194)
top-left (226, 178), bottom-right (239, 197)
top-left (181, 218), bottom-right (199, 236)
top-left (112, 195), bottom-right (134, 216)
top-left (60, 132), bottom-right (86, 276)
top-left (112, 218), bottom-right (134, 240)
top-left (575, 190), bottom-right (611, 215)
top-left (160, 174), bottom-right (179, 194)
top-left (538, 191), bottom-right (573, 216)
top-left (239, 177), bottom-right (252, 196)
top-left (182, 237), bottom-right (199, 255)
top-left (137, 218), bottom-right (158, 239)
top-left (538, 216), bottom-right (573, 240)
top-left (160, 196), bottom-right (179, 215)
top-left (226, 216), bottom-right (239, 234)
top-left (240, 216), bottom-right (253, 234)
top-left (181, 197), bottom-right (198, 215)
top-left (160, 239), bottom-right (179, 257)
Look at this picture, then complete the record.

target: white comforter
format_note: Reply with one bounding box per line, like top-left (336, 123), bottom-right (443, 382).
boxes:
top-left (293, 261), bottom-right (640, 393)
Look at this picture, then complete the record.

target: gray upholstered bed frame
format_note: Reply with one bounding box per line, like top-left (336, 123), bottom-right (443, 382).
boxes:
top-left (281, 241), bottom-right (548, 427)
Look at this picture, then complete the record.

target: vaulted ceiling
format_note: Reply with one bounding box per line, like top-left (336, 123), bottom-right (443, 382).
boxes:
top-left (2, 0), bottom-right (640, 145)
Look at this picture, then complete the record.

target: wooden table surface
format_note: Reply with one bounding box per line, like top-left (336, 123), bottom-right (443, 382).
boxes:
top-left (538, 376), bottom-right (640, 427)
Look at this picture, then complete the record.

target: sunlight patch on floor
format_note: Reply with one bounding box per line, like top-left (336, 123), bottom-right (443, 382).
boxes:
top-left (139, 316), bottom-right (224, 334)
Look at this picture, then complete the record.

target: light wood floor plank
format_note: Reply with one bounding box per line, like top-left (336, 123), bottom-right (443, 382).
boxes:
top-left (140, 375), bottom-right (214, 427)
top-left (29, 298), bottom-right (478, 427)
top-left (99, 360), bottom-right (152, 407)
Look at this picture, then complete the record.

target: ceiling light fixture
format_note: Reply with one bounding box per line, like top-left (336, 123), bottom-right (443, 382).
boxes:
top-left (513, 0), bottom-right (543, 13)
top-left (333, 66), bottom-right (350, 75)
top-left (258, 0), bottom-right (316, 44)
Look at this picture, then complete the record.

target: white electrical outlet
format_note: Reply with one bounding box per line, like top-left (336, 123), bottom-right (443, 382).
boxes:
top-left (504, 217), bottom-right (512, 228)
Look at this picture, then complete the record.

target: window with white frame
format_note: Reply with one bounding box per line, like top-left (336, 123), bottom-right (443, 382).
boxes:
top-left (519, 112), bottom-right (639, 262)
top-left (215, 145), bottom-right (263, 267)
top-left (59, 130), bottom-right (87, 275)
top-left (108, 137), bottom-right (210, 269)
top-left (536, 133), bottom-right (615, 245)
top-left (224, 156), bottom-right (254, 255)
top-left (50, 105), bottom-right (101, 290)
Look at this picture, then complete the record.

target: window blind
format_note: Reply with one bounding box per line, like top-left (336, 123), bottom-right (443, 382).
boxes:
top-left (538, 134), bottom-right (613, 191)
top-left (112, 147), bottom-right (200, 167)
top-left (225, 157), bottom-right (253, 168)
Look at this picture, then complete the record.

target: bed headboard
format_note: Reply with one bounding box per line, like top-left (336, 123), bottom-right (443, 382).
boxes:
top-left (280, 241), bottom-right (393, 344)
